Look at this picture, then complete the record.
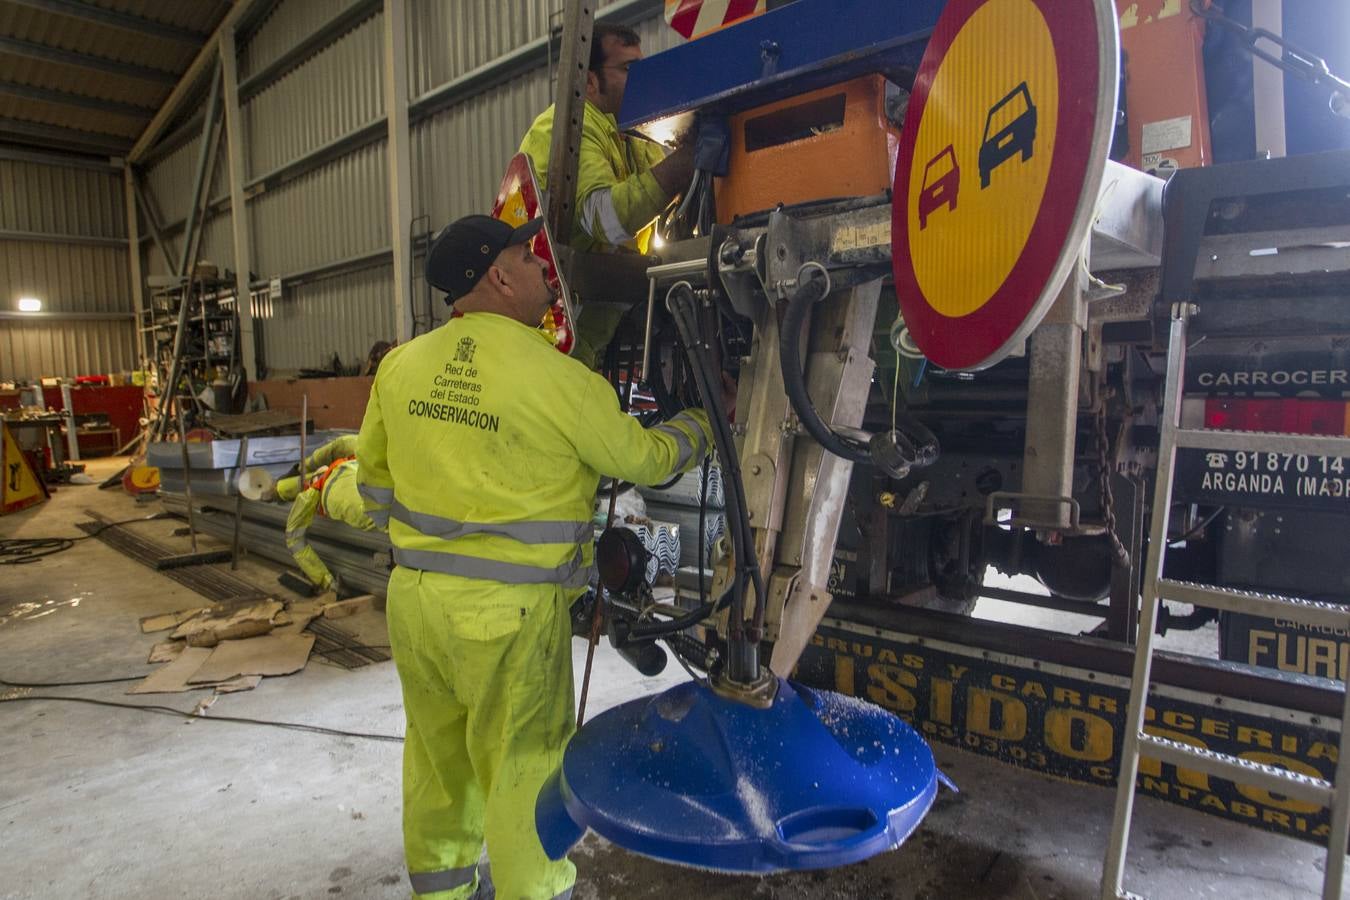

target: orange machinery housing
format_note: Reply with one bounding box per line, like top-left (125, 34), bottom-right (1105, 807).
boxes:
top-left (1116, 0), bottom-right (1213, 172)
top-left (715, 74), bottom-right (902, 223)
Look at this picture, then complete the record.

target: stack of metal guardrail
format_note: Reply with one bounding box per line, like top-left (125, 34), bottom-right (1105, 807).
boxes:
top-left (148, 432), bottom-right (348, 498)
top-left (639, 464), bottom-right (725, 572)
top-left (156, 437), bottom-right (727, 596)
top-left (154, 432), bottom-right (393, 596)
top-left (157, 490), bottom-right (394, 597)
top-left (616, 518), bottom-right (682, 585)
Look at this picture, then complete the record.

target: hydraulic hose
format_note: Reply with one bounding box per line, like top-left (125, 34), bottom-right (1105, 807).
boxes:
top-left (623, 588), bottom-right (731, 640)
top-left (666, 285), bottom-right (744, 608)
top-left (778, 265), bottom-right (873, 465)
top-left (780, 264), bottom-right (939, 473)
top-left (667, 282), bottom-right (766, 655)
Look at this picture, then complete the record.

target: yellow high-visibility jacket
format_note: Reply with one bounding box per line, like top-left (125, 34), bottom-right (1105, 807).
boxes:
top-left (519, 100), bottom-right (669, 255)
top-left (356, 310), bottom-right (711, 590)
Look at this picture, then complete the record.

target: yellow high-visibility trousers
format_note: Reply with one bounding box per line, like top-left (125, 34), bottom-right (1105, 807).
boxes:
top-left (386, 565), bottom-right (577, 900)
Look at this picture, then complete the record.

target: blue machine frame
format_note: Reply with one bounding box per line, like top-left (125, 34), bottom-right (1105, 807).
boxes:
top-left (618, 0), bottom-right (944, 133)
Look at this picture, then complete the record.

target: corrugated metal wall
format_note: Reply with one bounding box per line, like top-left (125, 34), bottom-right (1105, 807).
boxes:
top-left (408, 0), bottom-right (555, 96)
top-left (140, 127), bottom-right (234, 280)
top-left (251, 263), bottom-right (394, 372)
top-left (143, 134), bottom-right (201, 230)
top-left (251, 144), bottom-right (389, 277)
top-left (0, 157), bottom-right (136, 382)
top-left (245, 16), bottom-right (385, 176)
top-left (137, 0), bottom-right (675, 375)
top-left (412, 73), bottom-right (551, 232)
top-left (240, 0), bottom-right (371, 79)
top-left (0, 159), bottom-right (125, 236)
top-left (2, 319), bottom-right (137, 383)
top-left (3, 243), bottom-right (131, 313)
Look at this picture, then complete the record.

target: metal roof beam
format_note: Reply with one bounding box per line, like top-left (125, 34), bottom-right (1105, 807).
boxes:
top-left (2, 0), bottom-right (208, 45)
top-left (0, 80), bottom-right (155, 118)
top-left (0, 143), bottom-right (121, 171)
top-left (0, 310), bottom-right (135, 321)
top-left (138, 109), bottom-right (203, 165)
top-left (0, 35), bottom-right (176, 85)
top-left (0, 116), bottom-right (130, 155)
top-left (130, 0), bottom-right (266, 163)
top-left (0, 228), bottom-right (126, 247)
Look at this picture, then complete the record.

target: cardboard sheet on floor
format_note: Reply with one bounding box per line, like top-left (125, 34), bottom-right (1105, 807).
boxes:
top-left (146, 640), bottom-right (185, 664)
top-left (188, 633), bottom-right (316, 683)
top-left (272, 613), bottom-right (317, 636)
top-left (128, 649), bottom-right (266, 694)
top-left (288, 595), bottom-right (336, 619)
top-left (172, 599), bottom-right (283, 647)
top-left (214, 675), bottom-right (262, 693)
top-left (129, 647), bottom-right (211, 693)
top-left (139, 607), bottom-right (210, 634)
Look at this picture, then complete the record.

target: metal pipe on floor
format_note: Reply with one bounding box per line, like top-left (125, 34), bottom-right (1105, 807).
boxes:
top-left (231, 436), bottom-right (248, 569)
top-left (175, 409), bottom-right (197, 552)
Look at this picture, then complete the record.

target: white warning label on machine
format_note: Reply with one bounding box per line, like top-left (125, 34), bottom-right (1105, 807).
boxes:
top-left (1142, 115), bottom-right (1193, 155)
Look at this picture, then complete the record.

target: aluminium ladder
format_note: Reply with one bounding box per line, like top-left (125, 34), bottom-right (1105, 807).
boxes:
top-left (1100, 303), bottom-right (1350, 900)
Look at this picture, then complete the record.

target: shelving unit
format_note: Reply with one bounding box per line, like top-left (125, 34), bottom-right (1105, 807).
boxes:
top-left (139, 269), bottom-right (243, 440)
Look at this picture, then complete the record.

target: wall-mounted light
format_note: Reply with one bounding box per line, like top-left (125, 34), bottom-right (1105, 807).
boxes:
top-left (17, 297), bottom-right (42, 312)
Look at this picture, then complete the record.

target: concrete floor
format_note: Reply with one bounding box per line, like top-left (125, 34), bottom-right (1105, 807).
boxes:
top-left (0, 456), bottom-right (1339, 899)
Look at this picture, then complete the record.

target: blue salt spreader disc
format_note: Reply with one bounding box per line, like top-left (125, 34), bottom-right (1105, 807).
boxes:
top-left (536, 677), bottom-right (954, 873)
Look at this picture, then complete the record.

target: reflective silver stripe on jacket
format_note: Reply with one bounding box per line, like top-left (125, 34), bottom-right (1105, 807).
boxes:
top-left (358, 483), bottom-right (394, 505)
top-left (471, 859), bottom-right (494, 900)
top-left (654, 418), bottom-right (705, 472)
top-left (366, 508), bottom-right (390, 528)
top-left (582, 187), bottom-right (632, 244)
top-left (407, 863), bottom-right (476, 895)
top-left (393, 545), bottom-right (593, 588)
top-left (322, 463), bottom-right (355, 499)
top-left (681, 412), bottom-right (710, 460)
top-left (390, 500), bottom-right (591, 545)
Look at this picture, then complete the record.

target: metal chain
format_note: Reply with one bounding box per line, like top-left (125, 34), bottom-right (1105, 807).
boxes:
top-left (1191, 0), bottom-right (1350, 116)
top-left (1096, 401), bottom-right (1130, 567)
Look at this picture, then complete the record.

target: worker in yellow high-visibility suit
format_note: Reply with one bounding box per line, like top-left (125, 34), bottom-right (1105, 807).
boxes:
top-left (357, 213), bottom-right (720, 900)
top-left (519, 22), bottom-right (694, 369)
top-left (271, 434), bottom-right (379, 592)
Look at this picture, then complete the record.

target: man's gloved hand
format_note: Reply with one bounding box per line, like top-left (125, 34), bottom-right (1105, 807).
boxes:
top-left (693, 114), bottom-right (730, 176)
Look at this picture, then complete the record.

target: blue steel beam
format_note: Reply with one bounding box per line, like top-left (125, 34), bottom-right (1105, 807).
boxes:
top-left (619, 0), bottom-right (944, 130)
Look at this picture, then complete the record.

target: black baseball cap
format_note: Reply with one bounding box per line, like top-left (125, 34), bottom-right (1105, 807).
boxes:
top-left (425, 214), bottom-right (545, 300)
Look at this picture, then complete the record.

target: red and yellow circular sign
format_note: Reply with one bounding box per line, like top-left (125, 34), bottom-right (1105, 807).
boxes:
top-left (892, 0), bottom-right (1117, 370)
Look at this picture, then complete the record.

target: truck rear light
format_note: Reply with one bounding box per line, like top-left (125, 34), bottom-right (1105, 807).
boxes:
top-left (1202, 397), bottom-right (1347, 436)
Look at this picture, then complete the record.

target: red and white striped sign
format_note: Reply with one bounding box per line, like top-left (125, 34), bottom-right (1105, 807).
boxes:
top-left (664, 0), bottom-right (767, 40)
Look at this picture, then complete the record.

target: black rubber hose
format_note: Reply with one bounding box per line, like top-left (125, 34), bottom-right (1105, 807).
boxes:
top-left (668, 287), bottom-right (747, 634)
top-left (626, 599), bottom-right (723, 639)
top-left (667, 283), bottom-right (766, 641)
top-left (691, 308), bottom-right (764, 626)
top-left (778, 269), bottom-right (873, 465)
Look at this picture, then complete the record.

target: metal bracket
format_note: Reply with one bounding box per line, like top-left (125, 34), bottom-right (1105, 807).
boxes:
top-left (544, 0), bottom-right (596, 248)
top-left (985, 491), bottom-right (1082, 531)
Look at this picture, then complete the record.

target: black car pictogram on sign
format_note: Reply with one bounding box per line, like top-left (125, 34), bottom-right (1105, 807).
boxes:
top-left (979, 81), bottom-right (1037, 189)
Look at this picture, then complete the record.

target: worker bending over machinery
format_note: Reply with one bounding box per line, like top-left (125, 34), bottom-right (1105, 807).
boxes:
top-left (267, 434), bottom-right (382, 593)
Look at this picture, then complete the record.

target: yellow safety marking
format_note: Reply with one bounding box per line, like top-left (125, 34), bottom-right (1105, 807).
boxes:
top-left (906, 0), bottom-right (1059, 318)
